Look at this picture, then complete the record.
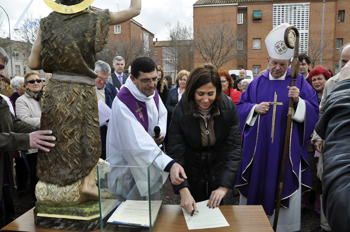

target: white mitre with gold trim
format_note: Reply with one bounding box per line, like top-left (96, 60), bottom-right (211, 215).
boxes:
top-left (265, 23), bottom-right (294, 60)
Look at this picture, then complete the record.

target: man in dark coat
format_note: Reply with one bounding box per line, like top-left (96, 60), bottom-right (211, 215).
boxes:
top-left (94, 60), bottom-right (118, 159)
top-left (0, 47), bottom-right (55, 228)
top-left (315, 60), bottom-right (350, 232)
top-left (109, 56), bottom-right (128, 90)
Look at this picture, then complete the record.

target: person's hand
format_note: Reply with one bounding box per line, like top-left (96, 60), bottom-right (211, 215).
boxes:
top-left (254, 102), bottom-right (270, 114)
top-left (153, 131), bottom-right (164, 146)
top-left (207, 186), bottom-right (228, 208)
top-left (339, 60), bottom-right (350, 82)
top-left (179, 188), bottom-right (198, 214)
top-left (29, 130), bottom-right (56, 152)
top-left (287, 86), bottom-right (300, 103)
top-left (169, 162), bottom-right (187, 185)
top-left (314, 140), bottom-right (323, 153)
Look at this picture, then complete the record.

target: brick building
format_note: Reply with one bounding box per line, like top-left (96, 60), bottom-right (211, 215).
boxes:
top-left (193, 0), bottom-right (349, 76)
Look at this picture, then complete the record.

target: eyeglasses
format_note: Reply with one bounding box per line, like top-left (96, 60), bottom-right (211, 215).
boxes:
top-left (221, 80), bottom-right (227, 83)
top-left (138, 77), bottom-right (158, 83)
top-left (0, 65), bottom-right (4, 70)
top-left (27, 79), bottom-right (42, 84)
top-left (241, 85), bottom-right (248, 87)
top-left (97, 76), bottom-right (108, 82)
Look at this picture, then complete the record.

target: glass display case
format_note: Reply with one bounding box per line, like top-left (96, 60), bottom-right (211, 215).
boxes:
top-left (97, 149), bottom-right (164, 232)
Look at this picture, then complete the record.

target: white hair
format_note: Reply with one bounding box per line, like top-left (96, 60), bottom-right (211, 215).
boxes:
top-left (10, 76), bottom-right (24, 91)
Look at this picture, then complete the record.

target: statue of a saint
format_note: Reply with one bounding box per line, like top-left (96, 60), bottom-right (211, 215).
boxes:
top-left (28, 0), bottom-right (141, 204)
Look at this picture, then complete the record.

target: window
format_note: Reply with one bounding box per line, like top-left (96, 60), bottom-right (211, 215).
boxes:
top-left (23, 66), bottom-right (26, 75)
top-left (13, 51), bottom-right (19, 61)
top-left (338, 10), bottom-right (345, 22)
top-left (154, 50), bottom-right (158, 56)
top-left (114, 25), bottom-right (121, 34)
top-left (253, 10), bottom-right (262, 22)
top-left (253, 38), bottom-right (261, 49)
top-left (273, 3), bottom-right (310, 54)
top-left (15, 65), bottom-right (21, 76)
top-left (337, 38), bottom-right (343, 49)
top-left (237, 40), bottom-right (243, 50)
top-left (253, 65), bottom-right (261, 75)
top-left (237, 13), bottom-right (243, 24)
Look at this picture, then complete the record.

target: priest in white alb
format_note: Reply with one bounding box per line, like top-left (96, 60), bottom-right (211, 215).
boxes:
top-left (235, 23), bottom-right (319, 231)
top-left (106, 56), bottom-right (186, 198)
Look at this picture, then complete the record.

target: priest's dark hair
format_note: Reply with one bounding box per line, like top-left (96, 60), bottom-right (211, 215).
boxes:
top-left (185, 63), bottom-right (222, 114)
top-left (131, 56), bottom-right (157, 78)
top-left (58, 0), bottom-right (84, 6)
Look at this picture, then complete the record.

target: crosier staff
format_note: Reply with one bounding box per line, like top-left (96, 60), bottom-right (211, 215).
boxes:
top-left (273, 26), bottom-right (300, 232)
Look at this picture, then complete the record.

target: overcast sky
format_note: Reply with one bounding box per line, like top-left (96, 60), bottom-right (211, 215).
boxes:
top-left (0, 0), bottom-right (197, 41)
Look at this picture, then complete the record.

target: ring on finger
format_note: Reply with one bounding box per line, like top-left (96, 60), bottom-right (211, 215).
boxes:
top-left (266, 108), bottom-right (269, 112)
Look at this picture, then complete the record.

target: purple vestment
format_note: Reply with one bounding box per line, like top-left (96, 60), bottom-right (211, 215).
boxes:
top-left (118, 87), bottom-right (159, 132)
top-left (235, 69), bottom-right (319, 216)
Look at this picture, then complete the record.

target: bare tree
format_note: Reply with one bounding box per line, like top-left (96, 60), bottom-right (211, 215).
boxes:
top-left (12, 12), bottom-right (40, 56)
top-left (194, 20), bottom-right (246, 70)
top-left (96, 37), bottom-right (146, 69)
top-left (163, 22), bottom-right (193, 75)
top-left (308, 33), bottom-right (334, 68)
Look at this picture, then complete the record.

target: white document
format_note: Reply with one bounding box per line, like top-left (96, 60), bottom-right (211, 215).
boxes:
top-left (107, 200), bottom-right (162, 227)
top-left (98, 99), bottom-right (111, 127)
top-left (182, 200), bottom-right (230, 230)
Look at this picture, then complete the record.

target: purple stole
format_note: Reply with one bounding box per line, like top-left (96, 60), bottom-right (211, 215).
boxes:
top-left (118, 87), bottom-right (159, 132)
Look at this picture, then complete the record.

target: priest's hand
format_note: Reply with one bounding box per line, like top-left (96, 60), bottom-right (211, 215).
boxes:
top-left (179, 187), bottom-right (198, 214)
top-left (170, 163), bottom-right (187, 185)
top-left (29, 130), bottom-right (56, 152)
top-left (153, 132), bottom-right (164, 146)
top-left (287, 86), bottom-right (300, 103)
top-left (314, 140), bottom-right (323, 153)
top-left (254, 102), bottom-right (270, 114)
top-left (208, 186), bottom-right (228, 209)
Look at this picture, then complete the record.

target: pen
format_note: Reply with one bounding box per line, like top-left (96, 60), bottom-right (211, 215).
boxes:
top-left (191, 209), bottom-right (195, 216)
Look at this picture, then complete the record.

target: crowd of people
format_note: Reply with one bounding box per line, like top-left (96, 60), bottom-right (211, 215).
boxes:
top-left (1, 17), bottom-right (350, 232)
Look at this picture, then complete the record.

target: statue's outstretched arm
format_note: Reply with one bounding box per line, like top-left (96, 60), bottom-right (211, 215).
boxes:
top-left (110, 0), bottom-right (141, 25)
top-left (28, 28), bottom-right (43, 70)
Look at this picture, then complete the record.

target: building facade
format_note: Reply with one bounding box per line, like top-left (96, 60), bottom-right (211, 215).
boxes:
top-left (193, 0), bottom-right (349, 76)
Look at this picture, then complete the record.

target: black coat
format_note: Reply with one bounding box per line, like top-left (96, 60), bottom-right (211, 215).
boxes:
top-left (100, 82), bottom-right (118, 157)
top-left (165, 87), bottom-right (178, 114)
top-left (167, 93), bottom-right (242, 202)
top-left (315, 79), bottom-right (350, 232)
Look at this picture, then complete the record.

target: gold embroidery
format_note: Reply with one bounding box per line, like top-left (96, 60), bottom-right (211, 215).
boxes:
top-left (135, 102), bottom-right (144, 121)
top-left (271, 92), bottom-right (283, 143)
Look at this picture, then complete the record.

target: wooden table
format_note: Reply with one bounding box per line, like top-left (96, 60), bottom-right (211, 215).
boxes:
top-left (1, 205), bottom-right (273, 232)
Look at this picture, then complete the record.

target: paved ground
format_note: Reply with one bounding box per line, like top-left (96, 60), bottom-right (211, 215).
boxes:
top-left (9, 179), bottom-right (320, 231)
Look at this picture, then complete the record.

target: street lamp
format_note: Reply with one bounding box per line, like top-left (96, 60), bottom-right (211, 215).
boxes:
top-left (0, 6), bottom-right (14, 77)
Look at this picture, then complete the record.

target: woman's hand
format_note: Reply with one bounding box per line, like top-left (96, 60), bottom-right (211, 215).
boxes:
top-left (179, 188), bottom-right (198, 214)
top-left (208, 186), bottom-right (229, 208)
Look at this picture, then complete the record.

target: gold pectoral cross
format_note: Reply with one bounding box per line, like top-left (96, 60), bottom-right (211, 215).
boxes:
top-left (271, 92), bottom-right (283, 143)
top-left (135, 102), bottom-right (144, 122)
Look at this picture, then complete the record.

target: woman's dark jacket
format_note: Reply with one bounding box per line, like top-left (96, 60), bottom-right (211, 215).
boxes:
top-left (315, 79), bottom-right (350, 232)
top-left (167, 93), bottom-right (242, 202)
top-left (165, 87), bottom-right (178, 114)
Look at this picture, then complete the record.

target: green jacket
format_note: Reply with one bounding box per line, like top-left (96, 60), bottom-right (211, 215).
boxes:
top-left (0, 95), bottom-right (36, 199)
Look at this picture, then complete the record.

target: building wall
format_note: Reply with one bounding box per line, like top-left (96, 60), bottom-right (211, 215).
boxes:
top-left (193, 0), bottom-right (349, 76)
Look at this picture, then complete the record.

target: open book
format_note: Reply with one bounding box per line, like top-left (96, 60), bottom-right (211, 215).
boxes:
top-left (107, 200), bottom-right (162, 228)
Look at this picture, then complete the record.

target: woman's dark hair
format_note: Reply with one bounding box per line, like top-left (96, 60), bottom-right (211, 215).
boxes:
top-left (185, 64), bottom-right (222, 114)
top-left (219, 70), bottom-right (233, 88)
top-left (58, 0), bottom-right (84, 6)
top-left (165, 75), bottom-right (172, 88)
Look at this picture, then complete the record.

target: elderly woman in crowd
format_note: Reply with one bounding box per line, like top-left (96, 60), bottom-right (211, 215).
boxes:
top-left (219, 70), bottom-right (241, 105)
top-left (0, 76), bottom-right (14, 97)
top-left (15, 71), bottom-right (43, 202)
top-left (9, 76), bottom-right (26, 109)
top-left (301, 66), bottom-right (331, 214)
top-left (157, 65), bottom-right (169, 104)
top-left (166, 70), bottom-right (190, 114)
top-left (241, 79), bottom-right (252, 92)
top-left (236, 78), bottom-right (244, 93)
top-left (167, 64), bottom-right (242, 213)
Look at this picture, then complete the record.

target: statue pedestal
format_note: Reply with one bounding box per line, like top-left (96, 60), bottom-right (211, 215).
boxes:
top-left (34, 201), bottom-right (101, 231)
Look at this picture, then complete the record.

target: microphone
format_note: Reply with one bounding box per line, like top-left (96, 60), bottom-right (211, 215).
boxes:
top-left (154, 126), bottom-right (160, 139)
